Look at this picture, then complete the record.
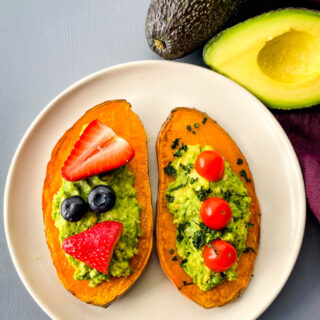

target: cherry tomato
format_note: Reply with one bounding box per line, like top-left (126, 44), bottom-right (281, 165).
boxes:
top-left (203, 239), bottom-right (237, 272)
top-left (195, 150), bottom-right (225, 181)
top-left (200, 197), bottom-right (232, 230)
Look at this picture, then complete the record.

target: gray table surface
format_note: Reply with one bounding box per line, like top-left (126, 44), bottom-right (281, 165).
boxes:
top-left (1, 1), bottom-right (320, 319)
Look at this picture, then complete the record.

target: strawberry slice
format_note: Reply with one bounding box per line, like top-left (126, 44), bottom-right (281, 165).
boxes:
top-left (62, 221), bottom-right (123, 274)
top-left (62, 119), bottom-right (135, 181)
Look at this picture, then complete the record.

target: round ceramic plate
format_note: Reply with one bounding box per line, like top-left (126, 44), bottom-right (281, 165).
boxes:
top-left (4, 61), bottom-right (305, 320)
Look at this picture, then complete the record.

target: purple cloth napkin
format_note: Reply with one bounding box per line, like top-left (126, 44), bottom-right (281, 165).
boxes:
top-left (273, 108), bottom-right (320, 222)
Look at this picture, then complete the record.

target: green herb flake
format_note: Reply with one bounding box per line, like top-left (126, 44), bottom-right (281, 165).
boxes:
top-left (166, 194), bottom-right (175, 203)
top-left (180, 163), bottom-right (191, 174)
top-left (247, 222), bottom-right (254, 228)
top-left (177, 222), bottom-right (189, 242)
top-left (190, 177), bottom-right (198, 184)
top-left (164, 162), bottom-right (176, 176)
top-left (222, 190), bottom-right (232, 202)
top-left (180, 259), bottom-right (187, 268)
top-left (169, 184), bottom-right (184, 192)
top-left (202, 117), bottom-right (207, 124)
top-left (174, 143), bottom-right (187, 157)
top-left (243, 247), bottom-right (256, 254)
top-left (183, 281), bottom-right (193, 286)
top-left (186, 125), bottom-right (192, 132)
top-left (240, 169), bottom-right (251, 183)
top-left (171, 138), bottom-right (181, 149)
top-left (172, 256), bottom-right (178, 261)
top-left (192, 230), bottom-right (206, 249)
top-left (237, 158), bottom-right (243, 165)
top-left (195, 186), bottom-right (212, 201)
top-left (192, 131), bottom-right (196, 134)
top-left (169, 248), bottom-right (174, 254)
top-left (194, 123), bottom-right (199, 128)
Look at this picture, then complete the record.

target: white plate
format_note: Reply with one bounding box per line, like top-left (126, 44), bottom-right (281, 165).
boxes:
top-left (4, 61), bottom-right (305, 320)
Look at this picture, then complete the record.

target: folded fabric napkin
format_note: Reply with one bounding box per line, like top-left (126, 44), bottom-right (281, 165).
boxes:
top-left (273, 108), bottom-right (320, 222)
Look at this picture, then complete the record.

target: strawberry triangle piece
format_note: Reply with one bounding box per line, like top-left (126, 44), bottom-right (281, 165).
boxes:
top-left (62, 221), bottom-right (123, 274)
top-left (62, 119), bottom-right (135, 181)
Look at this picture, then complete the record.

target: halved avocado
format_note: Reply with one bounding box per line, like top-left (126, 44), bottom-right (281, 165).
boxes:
top-left (203, 9), bottom-right (320, 109)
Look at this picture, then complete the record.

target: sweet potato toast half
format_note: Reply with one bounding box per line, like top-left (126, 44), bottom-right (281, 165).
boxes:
top-left (156, 107), bottom-right (260, 308)
top-left (42, 100), bottom-right (153, 306)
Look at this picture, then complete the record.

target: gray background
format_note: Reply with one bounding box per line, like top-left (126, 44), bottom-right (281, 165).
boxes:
top-left (1, 1), bottom-right (320, 319)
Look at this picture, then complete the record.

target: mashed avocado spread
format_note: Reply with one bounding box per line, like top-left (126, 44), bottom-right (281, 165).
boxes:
top-left (165, 145), bottom-right (251, 291)
top-left (52, 165), bottom-right (142, 287)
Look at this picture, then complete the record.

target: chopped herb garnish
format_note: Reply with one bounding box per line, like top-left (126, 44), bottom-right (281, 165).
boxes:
top-left (171, 138), bottom-right (181, 149)
top-left (202, 117), bottom-right (207, 124)
top-left (237, 158), bottom-right (243, 165)
top-left (195, 186), bottom-right (212, 201)
top-left (166, 194), bottom-right (175, 203)
top-left (190, 177), bottom-right (198, 184)
top-left (183, 281), bottom-right (193, 286)
top-left (176, 223), bottom-right (187, 242)
top-left (180, 259), bottom-right (187, 268)
top-left (192, 230), bottom-right (206, 249)
top-left (243, 247), bottom-right (256, 254)
top-left (222, 190), bottom-right (232, 202)
top-left (174, 143), bottom-right (187, 157)
top-left (180, 163), bottom-right (192, 174)
top-left (194, 123), bottom-right (199, 128)
top-left (186, 125), bottom-right (192, 131)
top-left (173, 151), bottom-right (182, 157)
top-left (176, 233), bottom-right (184, 242)
top-left (172, 256), bottom-right (178, 261)
top-left (176, 222), bottom-right (190, 242)
top-left (169, 184), bottom-right (184, 192)
top-left (169, 248), bottom-right (174, 254)
top-left (233, 200), bottom-right (241, 208)
top-left (192, 131), bottom-right (196, 134)
top-left (164, 162), bottom-right (176, 176)
top-left (247, 222), bottom-right (254, 228)
top-left (240, 169), bottom-right (251, 182)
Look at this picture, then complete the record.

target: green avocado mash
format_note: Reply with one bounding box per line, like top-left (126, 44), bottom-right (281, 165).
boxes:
top-left (52, 165), bottom-right (142, 287)
top-left (165, 144), bottom-right (251, 291)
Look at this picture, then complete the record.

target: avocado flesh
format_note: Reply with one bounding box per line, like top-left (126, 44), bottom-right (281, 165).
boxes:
top-left (203, 9), bottom-right (320, 109)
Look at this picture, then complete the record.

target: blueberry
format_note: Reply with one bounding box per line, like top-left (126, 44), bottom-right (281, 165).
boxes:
top-left (61, 196), bottom-right (88, 222)
top-left (88, 185), bottom-right (116, 213)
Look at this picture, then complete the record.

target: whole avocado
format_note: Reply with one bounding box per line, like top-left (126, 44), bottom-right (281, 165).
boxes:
top-left (145, 0), bottom-right (247, 60)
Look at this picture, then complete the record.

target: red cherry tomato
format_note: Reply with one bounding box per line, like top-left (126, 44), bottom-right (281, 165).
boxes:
top-left (203, 239), bottom-right (237, 272)
top-left (200, 197), bottom-right (232, 230)
top-left (195, 150), bottom-right (225, 181)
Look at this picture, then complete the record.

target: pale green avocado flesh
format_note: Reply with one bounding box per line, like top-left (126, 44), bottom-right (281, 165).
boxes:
top-left (165, 145), bottom-right (251, 291)
top-left (203, 9), bottom-right (320, 109)
top-left (52, 165), bottom-right (142, 287)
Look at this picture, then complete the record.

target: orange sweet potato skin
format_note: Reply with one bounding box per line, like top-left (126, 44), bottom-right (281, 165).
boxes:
top-left (156, 108), bottom-right (260, 308)
top-left (42, 100), bottom-right (153, 306)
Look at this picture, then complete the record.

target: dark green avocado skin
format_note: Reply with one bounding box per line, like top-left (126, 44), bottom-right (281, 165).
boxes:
top-left (145, 0), bottom-right (246, 60)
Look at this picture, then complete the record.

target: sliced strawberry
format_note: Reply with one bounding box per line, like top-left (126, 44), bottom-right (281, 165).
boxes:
top-left (62, 119), bottom-right (135, 181)
top-left (62, 221), bottom-right (123, 274)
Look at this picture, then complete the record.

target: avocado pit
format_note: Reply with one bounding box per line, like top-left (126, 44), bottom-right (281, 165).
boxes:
top-left (257, 30), bottom-right (320, 83)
